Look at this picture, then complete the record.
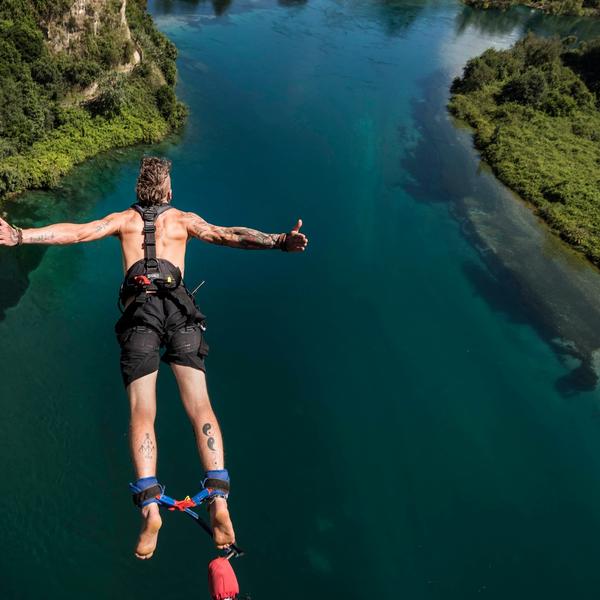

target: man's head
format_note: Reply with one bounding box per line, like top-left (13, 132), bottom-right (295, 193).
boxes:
top-left (135, 156), bottom-right (173, 207)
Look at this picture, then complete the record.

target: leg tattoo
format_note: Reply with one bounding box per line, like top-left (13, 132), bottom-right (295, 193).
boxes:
top-left (139, 433), bottom-right (155, 460)
top-left (202, 422), bottom-right (218, 464)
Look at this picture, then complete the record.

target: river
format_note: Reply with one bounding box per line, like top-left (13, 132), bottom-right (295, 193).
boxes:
top-left (2, 0), bottom-right (600, 598)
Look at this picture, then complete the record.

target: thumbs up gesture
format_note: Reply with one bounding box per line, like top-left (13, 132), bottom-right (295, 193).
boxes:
top-left (283, 219), bottom-right (308, 252)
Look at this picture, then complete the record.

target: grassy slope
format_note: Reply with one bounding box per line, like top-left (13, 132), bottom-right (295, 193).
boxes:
top-left (449, 35), bottom-right (600, 265)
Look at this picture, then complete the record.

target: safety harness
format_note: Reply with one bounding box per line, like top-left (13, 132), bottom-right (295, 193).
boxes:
top-left (119, 203), bottom-right (181, 308)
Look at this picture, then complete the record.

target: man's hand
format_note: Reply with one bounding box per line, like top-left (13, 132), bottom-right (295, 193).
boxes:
top-left (283, 219), bottom-right (308, 252)
top-left (0, 217), bottom-right (20, 247)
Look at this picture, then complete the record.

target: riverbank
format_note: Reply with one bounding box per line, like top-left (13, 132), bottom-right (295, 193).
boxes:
top-left (449, 32), bottom-right (600, 266)
top-left (0, 0), bottom-right (186, 206)
top-left (463, 0), bottom-right (600, 17)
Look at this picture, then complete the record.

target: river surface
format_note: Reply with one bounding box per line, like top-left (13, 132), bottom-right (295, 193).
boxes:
top-left (3, 1), bottom-right (600, 598)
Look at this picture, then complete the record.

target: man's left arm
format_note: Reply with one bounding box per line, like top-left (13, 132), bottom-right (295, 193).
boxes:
top-left (0, 213), bottom-right (122, 246)
top-left (187, 214), bottom-right (308, 252)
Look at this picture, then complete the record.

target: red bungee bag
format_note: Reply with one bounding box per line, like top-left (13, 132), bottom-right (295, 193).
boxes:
top-left (208, 557), bottom-right (240, 600)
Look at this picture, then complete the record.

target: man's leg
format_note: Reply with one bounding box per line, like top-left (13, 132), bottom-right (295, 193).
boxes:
top-left (128, 371), bottom-right (162, 559)
top-left (170, 363), bottom-right (236, 549)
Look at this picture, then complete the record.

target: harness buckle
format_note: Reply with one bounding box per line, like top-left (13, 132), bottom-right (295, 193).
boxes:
top-left (169, 496), bottom-right (197, 512)
top-left (133, 275), bottom-right (152, 287)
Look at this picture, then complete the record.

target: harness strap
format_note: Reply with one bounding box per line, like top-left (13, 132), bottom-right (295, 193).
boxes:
top-left (131, 203), bottom-right (174, 279)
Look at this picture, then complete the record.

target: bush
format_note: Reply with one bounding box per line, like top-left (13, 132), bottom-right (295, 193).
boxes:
top-left (498, 68), bottom-right (548, 107)
top-left (62, 58), bottom-right (102, 87)
top-left (86, 77), bottom-right (127, 118)
top-left (452, 57), bottom-right (496, 93)
top-left (155, 84), bottom-right (176, 119)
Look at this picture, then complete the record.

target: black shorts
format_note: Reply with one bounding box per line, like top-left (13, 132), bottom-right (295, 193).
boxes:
top-left (115, 293), bottom-right (209, 387)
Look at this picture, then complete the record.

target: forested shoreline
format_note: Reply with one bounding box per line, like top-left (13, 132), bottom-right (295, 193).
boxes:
top-left (463, 0), bottom-right (600, 17)
top-left (450, 33), bottom-right (600, 266)
top-left (0, 0), bottom-right (186, 204)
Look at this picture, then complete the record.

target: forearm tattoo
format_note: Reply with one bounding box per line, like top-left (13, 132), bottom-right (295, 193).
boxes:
top-left (202, 422), bottom-right (218, 464)
top-left (29, 232), bottom-right (55, 243)
top-left (187, 215), bottom-right (284, 249)
top-left (138, 433), bottom-right (155, 460)
top-left (222, 227), bottom-right (283, 249)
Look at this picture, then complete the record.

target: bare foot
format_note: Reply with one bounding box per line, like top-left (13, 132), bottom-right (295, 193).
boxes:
top-left (209, 497), bottom-right (236, 549)
top-left (135, 503), bottom-right (162, 560)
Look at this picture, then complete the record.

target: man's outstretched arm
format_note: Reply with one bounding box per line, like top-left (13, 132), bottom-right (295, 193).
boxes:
top-left (0, 213), bottom-right (122, 246)
top-left (186, 214), bottom-right (308, 252)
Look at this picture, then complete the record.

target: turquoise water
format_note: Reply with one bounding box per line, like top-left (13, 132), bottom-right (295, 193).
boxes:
top-left (3, 1), bottom-right (600, 598)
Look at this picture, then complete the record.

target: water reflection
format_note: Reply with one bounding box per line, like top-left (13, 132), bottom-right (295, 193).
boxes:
top-left (150, 0), bottom-right (425, 33)
top-left (456, 4), bottom-right (600, 40)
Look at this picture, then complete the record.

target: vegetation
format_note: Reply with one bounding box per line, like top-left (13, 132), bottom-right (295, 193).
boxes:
top-left (0, 0), bottom-right (187, 202)
top-left (463, 0), bottom-right (600, 17)
top-left (449, 33), bottom-right (600, 265)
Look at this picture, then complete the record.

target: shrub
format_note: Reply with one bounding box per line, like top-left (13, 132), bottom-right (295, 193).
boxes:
top-left (86, 77), bottom-right (127, 118)
top-left (498, 68), bottom-right (548, 107)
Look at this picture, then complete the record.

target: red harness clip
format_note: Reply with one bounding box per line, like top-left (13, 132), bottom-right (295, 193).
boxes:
top-left (169, 496), bottom-right (197, 511)
top-left (133, 275), bottom-right (152, 287)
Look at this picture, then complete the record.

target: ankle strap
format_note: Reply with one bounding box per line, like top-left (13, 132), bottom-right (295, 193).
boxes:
top-left (129, 477), bottom-right (165, 508)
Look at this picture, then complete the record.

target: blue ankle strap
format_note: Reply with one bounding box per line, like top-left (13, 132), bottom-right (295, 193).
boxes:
top-left (191, 469), bottom-right (230, 505)
top-left (129, 476), bottom-right (165, 508)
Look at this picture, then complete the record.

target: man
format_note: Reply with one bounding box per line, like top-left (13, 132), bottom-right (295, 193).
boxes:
top-left (0, 156), bottom-right (308, 559)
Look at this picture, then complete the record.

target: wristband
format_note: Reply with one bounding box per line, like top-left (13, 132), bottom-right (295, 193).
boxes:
top-left (278, 233), bottom-right (288, 251)
top-left (13, 226), bottom-right (23, 246)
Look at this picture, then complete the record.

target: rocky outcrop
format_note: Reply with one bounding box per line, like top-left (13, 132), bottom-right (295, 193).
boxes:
top-left (43, 0), bottom-right (139, 70)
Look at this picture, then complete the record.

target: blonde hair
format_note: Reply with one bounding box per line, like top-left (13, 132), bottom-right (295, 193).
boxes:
top-left (135, 156), bottom-right (172, 206)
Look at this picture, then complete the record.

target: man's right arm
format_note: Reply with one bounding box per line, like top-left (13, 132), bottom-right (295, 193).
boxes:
top-left (0, 213), bottom-right (123, 246)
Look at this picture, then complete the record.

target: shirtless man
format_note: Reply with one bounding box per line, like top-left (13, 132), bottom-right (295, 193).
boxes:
top-left (0, 156), bottom-right (308, 559)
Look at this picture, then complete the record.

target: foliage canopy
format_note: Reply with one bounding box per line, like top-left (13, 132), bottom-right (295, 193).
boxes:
top-left (450, 33), bottom-right (600, 265)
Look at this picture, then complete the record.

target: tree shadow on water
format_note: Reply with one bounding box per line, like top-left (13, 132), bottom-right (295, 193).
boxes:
top-left (462, 259), bottom-right (598, 396)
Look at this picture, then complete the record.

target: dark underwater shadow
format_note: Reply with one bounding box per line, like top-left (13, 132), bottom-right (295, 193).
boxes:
top-left (401, 66), bottom-right (600, 396)
top-left (0, 138), bottom-right (183, 322)
top-left (461, 260), bottom-right (598, 395)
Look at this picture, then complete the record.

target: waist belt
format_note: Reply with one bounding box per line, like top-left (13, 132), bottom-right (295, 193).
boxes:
top-left (120, 257), bottom-right (183, 305)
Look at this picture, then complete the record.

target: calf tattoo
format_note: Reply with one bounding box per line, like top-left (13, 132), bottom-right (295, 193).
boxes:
top-left (139, 433), bottom-right (155, 460)
top-left (202, 422), bottom-right (217, 453)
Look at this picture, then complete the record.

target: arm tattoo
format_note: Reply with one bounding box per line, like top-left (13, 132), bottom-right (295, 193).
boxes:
top-left (30, 232), bottom-right (55, 243)
top-left (188, 215), bottom-right (284, 249)
top-left (138, 433), bottom-right (155, 460)
top-left (94, 220), bottom-right (109, 233)
top-left (222, 227), bottom-right (282, 249)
